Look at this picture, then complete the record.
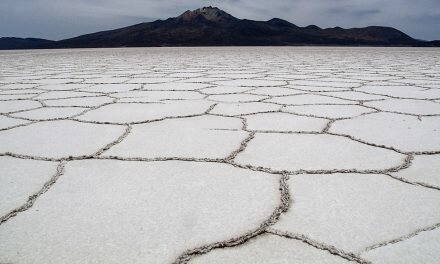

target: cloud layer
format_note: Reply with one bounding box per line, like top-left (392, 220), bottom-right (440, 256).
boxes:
top-left (1, 0), bottom-right (439, 40)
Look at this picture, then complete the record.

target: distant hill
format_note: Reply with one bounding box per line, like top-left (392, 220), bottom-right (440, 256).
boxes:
top-left (1, 7), bottom-right (439, 49)
top-left (0, 37), bottom-right (54, 50)
top-left (431, 40), bottom-right (440, 47)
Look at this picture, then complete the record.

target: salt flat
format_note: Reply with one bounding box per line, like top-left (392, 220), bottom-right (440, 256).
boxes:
top-left (0, 47), bottom-right (439, 264)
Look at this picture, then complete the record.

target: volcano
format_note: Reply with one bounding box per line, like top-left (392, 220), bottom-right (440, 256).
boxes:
top-left (1, 6), bottom-right (439, 49)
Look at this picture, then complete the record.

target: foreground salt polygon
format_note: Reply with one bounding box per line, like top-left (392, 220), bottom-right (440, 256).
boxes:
top-left (0, 160), bottom-right (279, 264)
top-left (0, 47), bottom-right (439, 264)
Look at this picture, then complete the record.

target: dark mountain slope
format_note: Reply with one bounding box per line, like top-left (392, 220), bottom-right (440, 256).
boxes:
top-left (0, 37), bottom-right (54, 50)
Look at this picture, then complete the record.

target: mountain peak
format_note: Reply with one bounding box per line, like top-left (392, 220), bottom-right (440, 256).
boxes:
top-left (178, 6), bottom-right (237, 22)
top-left (267, 18), bottom-right (297, 27)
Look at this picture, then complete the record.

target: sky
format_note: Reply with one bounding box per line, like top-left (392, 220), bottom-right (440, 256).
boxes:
top-left (1, 0), bottom-right (439, 41)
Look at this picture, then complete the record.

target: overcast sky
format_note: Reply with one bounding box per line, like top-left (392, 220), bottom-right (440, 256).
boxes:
top-left (1, 0), bottom-right (439, 40)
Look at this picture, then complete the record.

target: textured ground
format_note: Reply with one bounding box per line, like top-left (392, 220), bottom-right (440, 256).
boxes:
top-left (1, 47), bottom-right (440, 264)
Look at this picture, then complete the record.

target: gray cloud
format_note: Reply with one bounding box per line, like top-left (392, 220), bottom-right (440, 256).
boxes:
top-left (1, 0), bottom-right (439, 40)
top-left (352, 9), bottom-right (381, 18)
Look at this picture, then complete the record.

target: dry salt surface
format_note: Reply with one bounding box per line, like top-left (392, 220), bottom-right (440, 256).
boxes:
top-left (1, 47), bottom-right (440, 264)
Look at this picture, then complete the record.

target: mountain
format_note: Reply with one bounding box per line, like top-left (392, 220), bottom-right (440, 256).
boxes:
top-left (431, 40), bottom-right (440, 47)
top-left (0, 37), bottom-right (54, 50)
top-left (1, 7), bottom-right (438, 49)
